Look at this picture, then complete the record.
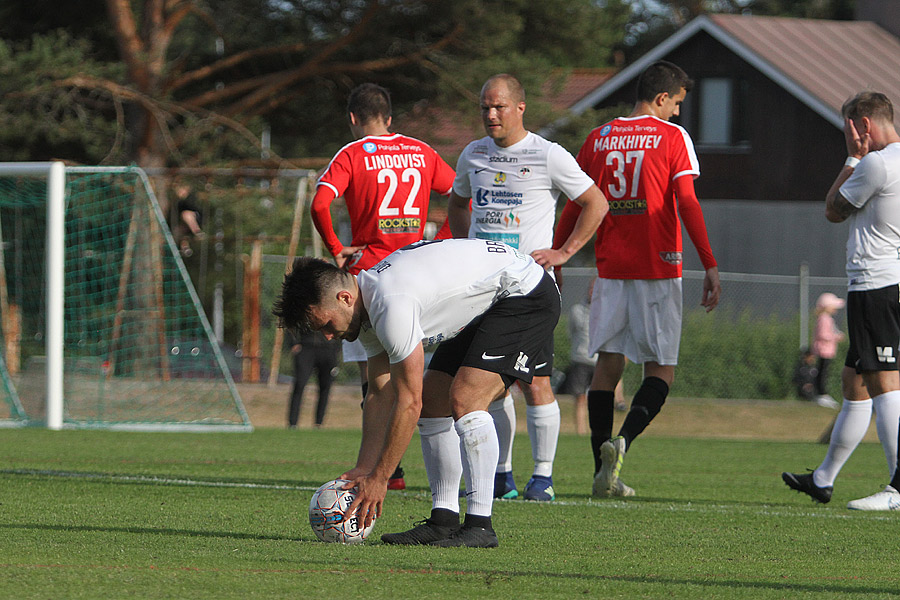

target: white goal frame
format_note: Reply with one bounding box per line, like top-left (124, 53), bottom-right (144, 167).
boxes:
top-left (0, 162), bottom-right (251, 431)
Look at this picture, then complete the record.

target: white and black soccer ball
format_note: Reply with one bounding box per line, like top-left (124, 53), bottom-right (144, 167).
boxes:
top-left (308, 479), bottom-right (375, 543)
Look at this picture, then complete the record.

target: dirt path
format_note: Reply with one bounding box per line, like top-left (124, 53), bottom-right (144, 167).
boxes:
top-left (237, 382), bottom-right (872, 443)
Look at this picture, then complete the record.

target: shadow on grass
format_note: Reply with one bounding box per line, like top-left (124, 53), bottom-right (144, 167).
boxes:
top-left (0, 521), bottom-right (304, 543)
top-left (2, 524), bottom-right (893, 596)
top-left (295, 553), bottom-right (899, 596)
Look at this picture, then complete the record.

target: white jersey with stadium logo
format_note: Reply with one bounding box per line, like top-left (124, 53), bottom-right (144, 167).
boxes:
top-left (453, 132), bottom-right (594, 253)
top-left (840, 142), bottom-right (900, 291)
top-left (355, 238), bottom-right (546, 363)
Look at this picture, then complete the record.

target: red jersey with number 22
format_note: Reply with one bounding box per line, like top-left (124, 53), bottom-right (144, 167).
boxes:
top-left (577, 115), bottom-right (701, 279)
top-left (316, 133), bottom-right (455, 273)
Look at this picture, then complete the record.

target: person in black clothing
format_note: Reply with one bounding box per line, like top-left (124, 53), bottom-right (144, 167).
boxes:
top-left (288, 330), bottom-right (341, 428)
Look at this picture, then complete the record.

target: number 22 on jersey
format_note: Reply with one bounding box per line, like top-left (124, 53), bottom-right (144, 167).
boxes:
top-left (377, 168), bottom-right (422, 216)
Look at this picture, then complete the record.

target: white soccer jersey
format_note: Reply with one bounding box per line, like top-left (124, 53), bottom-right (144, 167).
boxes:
top-left (355, 238), bottom-right (546, 363)
top-left (453, 132), bottom-right (594, 253)
top-left (839, 142), bottom-right (900, 291)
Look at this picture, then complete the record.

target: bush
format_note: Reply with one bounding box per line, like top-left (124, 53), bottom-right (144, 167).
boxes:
top-left (554, 307), bottom-right (843, 401)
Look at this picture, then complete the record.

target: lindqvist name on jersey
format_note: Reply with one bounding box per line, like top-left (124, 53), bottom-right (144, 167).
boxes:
top-left (363, 153), bottom-right (428, 170)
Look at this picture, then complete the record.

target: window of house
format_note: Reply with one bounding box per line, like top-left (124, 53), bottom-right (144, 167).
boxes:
top-left (680, 77), bottom-right (750, 150)
top-left (699, 78), bottom-right (733, 145)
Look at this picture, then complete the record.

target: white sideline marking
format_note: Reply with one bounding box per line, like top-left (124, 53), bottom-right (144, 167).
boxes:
top-left (0, 469), bottom-right (318, 491)
top-left (3, 469), bottom-right (897, 521)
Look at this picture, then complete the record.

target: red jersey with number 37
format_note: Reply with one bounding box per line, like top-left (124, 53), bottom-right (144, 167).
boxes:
top-left (316, 133), bottom-right (455, 273)
top-left (577, 115), bottom-right (703, 279)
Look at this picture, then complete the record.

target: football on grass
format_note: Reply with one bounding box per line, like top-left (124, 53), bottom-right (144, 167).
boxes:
top-left (308, 479), bottom-right (375, 543)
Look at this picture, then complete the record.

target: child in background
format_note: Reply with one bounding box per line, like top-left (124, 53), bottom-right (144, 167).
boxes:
top-left (812, 292), bottom-right (845, 409)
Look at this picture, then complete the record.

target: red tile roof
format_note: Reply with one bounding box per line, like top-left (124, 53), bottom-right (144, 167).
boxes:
top-left (572, 14), bottom-right (900, 130)
top-left (709, 14), bottom-right (900, 129)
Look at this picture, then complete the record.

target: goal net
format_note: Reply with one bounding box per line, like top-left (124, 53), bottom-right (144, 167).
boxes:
top-left (0, 163), bottom-right (251, 431)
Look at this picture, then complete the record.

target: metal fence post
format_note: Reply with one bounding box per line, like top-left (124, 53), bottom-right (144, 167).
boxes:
top-left (799, 262), bottom-right (809, 350)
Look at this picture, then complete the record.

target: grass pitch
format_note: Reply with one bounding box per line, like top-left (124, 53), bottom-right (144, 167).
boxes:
top-left (1, 423), bottom-right (898, 599)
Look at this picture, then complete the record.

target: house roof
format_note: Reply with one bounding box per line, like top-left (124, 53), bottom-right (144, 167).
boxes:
top-left (570, 14), bottom-right (900, 129)
top-left (397, 68), bottom-right (614, 160)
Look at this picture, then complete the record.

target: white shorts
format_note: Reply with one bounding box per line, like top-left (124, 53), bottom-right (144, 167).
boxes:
top-left (588, 277), bottom-right (682, 365)
top-left (342, 338), bottom-right (368, 363)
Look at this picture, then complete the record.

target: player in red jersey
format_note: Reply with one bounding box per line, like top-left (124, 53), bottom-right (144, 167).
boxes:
top-left (312, 83), bottom-right (455, 272)
top-left (311, 82), bottom-right (456, 490)
top-left (552, 61), bottom-right (721, 498)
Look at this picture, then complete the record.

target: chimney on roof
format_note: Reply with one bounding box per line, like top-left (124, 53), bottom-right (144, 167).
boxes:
top-left (856, 0), bottom-right (900, 40)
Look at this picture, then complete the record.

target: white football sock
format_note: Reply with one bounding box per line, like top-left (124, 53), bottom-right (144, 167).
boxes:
top-left (456, 410), bottom-right (499, 518)
top-left (488, 393), bottom-right (516, 473)
top-left (418, 417), bottom-right (461, 513)
top-left (873, 390), bottom-right (900, 477)
top-left (526, 400), bottom-right (560, 478)
top-left (814, 398), bottom-right (872, 488)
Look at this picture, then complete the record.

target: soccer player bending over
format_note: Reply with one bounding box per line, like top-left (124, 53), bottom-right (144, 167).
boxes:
top-left (274, 238), bottom-right (601, 547)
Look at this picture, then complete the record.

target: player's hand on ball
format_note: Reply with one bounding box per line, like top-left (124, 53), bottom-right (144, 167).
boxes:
top-left (340, 466), bottom-right (368, 481)
top-left (343, 472), bottom-right (387, 529)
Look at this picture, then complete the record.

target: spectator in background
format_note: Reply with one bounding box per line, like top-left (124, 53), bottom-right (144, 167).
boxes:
top-left (560, 282), bottom-right (625, 435)
top-left (793, 349), bottom-right (819, 402)
top-left (173, 181), bottom-right (204, 257)
top-left (812, 292), bottom-right (845, 409)
top-left (287, 330), bottom-right (341, 429)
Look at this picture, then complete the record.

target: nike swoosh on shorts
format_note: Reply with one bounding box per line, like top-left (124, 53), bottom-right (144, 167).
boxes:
top-left (481, 352), bottom-right (504, 360)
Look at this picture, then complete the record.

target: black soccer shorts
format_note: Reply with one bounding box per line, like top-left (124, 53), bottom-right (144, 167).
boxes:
top-left (428, 272), bottom-right (560, 388)
top-left (845, 283), bottom-right (900, 372)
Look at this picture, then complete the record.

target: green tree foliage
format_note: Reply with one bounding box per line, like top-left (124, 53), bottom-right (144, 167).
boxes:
top-left (0, 0), bottom-right (632, 169)
top-left (0, 31), bottom-right (124, 163)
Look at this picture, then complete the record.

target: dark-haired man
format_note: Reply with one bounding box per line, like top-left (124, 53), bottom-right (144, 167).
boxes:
top-left (553, 60), bottom-right (720, 498)
top-left (311, 82), bottom-right (456, 489)
top-left (274, 238), bottom-right (599, 546)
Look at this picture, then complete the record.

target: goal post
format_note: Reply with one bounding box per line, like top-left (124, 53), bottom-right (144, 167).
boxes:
top-left (0, 163), bottom-right (252, 431)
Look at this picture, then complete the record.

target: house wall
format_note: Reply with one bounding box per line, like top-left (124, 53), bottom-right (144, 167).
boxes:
top-left (591, 32), bottom-right (847, 202)
top-left (682, 199), bottom-right (849, 279)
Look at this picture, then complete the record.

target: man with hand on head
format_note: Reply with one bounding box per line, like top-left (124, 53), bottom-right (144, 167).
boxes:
top-left (783, 91), bottom-right (900, 511)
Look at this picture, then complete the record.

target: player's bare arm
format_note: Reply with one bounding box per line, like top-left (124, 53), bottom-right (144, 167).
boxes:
top-left (531, 185), bottom-right (608, 268)
top-left (345, 345), bottom-right (425, 527)
top-left (448, 191), bottom-right (472, 238)
top-left (826, 191), bottom-right (858, 223)
top-left (701, 266), bottom-right (721, 312)
top-left (343, 351), bottom-right (393, 481)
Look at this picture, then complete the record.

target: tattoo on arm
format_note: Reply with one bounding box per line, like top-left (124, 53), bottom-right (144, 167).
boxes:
top-left (831, 195), bottom-right (857, 220)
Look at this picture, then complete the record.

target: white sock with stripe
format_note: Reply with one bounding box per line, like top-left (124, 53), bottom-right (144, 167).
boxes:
top-left (526, 400), bottom-right (560, 478)
top-left (814, 398), bottom-right (872, 487)
top-left (488, 393), bottom-right (516, 474)
top-left (456, 410), bottom-right (499, 517)
top-left (873, 390), bottom-right (900, 477)
top-left (418, 417), bottom-right (461, 513)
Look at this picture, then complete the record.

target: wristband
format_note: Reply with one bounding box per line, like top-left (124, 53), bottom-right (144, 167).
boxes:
top-left (844, 156), bottom-right (860, 169)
